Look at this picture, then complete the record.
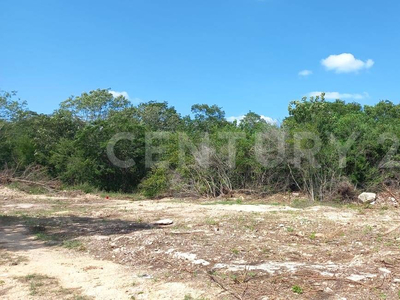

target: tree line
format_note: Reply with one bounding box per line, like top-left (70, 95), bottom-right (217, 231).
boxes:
top-left (0, 89), bottom-right (399, 201)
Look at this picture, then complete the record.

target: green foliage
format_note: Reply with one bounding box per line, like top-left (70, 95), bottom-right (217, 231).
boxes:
top-left (285, 94), bottom-right (400, 199)
top-left (291, 285), bottom-right (303, 294)
top-left (134, 101), bottom-right (181, 131)
top-left (0, 89), bottom-right (399, 200)
top-left (60, 89), bottom-right (131, 122)
top-left (0, 90), bottom-right (27, 121)
top-left (139, 168), bottom-right (169, 198)
top-left (62, 240), bottom-right (85, 250)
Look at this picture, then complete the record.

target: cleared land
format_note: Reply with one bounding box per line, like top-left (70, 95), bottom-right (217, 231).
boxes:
top-left (1, 187), bottom-right (400, 299)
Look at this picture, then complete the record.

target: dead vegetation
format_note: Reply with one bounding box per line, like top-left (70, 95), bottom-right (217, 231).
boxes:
top-left (0, 165), bottom-right (60, 193)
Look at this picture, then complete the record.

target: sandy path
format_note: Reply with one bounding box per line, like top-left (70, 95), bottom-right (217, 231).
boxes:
top-left (0, 226), bottom-right (206, 300)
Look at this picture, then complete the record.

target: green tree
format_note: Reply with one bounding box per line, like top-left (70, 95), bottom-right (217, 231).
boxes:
top-left (60, 89), bottom-right (131, 122)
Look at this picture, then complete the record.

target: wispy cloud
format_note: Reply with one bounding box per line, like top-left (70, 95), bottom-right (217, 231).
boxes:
top-left (308, 91), bottom-right (370, 100)
top-left (130, 97), bottom-right (143, 103)
top-left (110, 90), bottom-right (130, 99)
top-left (321, 53), bottom-right (374, 73)
top-left (227, 115), bottom-right (278, 125)
top-left (298, 69), bottom-right (313, 77)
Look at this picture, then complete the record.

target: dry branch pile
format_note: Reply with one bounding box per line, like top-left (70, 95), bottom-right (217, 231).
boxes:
top-left (0, 165), bottom-right (60, 191)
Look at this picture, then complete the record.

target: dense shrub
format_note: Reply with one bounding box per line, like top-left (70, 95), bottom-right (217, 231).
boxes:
top-left (1, 90), bottom-right (399, 199)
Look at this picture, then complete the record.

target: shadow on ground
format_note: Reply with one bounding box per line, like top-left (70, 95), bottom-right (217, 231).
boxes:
top-left (0, 214), bottom-right (157, 252)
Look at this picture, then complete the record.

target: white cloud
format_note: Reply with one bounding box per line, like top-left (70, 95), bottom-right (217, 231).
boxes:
top-left (227, 115), bottom-right (278, 125)
top-left (308, 91), bottom-right (369, 100)
top-left (321, 53), bottom-right (374, 73)
top-left (298, 70), bottom-right (313, 76)
top-left (110, 90), bottom-right (130, 99)
top-left (227, 116), bottom-right (242, 122)
top-left (260, 115), bottom-right (278, 125)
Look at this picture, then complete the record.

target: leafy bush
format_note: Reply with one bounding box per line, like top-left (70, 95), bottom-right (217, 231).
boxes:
top-left (1, 90), bottom-right (399, 200)
top-left (139, 168), bottom-right (169, 198)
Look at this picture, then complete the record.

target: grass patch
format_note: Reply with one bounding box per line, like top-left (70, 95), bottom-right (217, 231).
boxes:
top-left (35, 232), bottom-right (58, 242)
top-left (289, 198), bottom-right (362, 210)
top-left (62, 240), bottom-right (85, 251)
top-left (292, 285), bottom-right (303, 294)
top-left (0, 251), bottom-right (28, 266)
top-left (231, 248), bottom-right (240, 255)
top-left (17, 273), bottom-right (92, 299)
top-left (19, 274), bottom-right (52, 296)
top-left (183, 294), bottom-right (208, 300)
top-left (363, 225), bottom-right (373, 234)
top-left (33, 231), bottom-right (85, 250)
top-left (8, 182), bottom-right (49, 195)
top-left (205, 218), bottom-right (219, 226)
top-left (290, 198), bottom-right (315, 208)
top-left (202, 198), bottom-right (244, 205)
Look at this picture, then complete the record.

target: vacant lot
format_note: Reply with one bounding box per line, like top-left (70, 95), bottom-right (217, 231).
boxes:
top-left (1, 186), bottom-right (400, 299)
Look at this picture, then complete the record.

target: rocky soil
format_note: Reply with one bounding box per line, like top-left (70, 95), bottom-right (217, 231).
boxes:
top-left (1, 186), bottom-right (400, 299)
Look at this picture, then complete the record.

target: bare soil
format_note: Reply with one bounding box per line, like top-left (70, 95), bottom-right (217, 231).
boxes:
top-left (1, 186), bottom-right (400, 299)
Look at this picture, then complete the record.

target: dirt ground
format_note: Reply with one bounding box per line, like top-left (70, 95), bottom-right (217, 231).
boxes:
top-left (1, 186), bottom-right (400, 299)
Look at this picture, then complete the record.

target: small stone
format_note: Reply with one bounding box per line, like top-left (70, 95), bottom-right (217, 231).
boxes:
top-left (379, 267), bottom-right (391, 274)
top-left (154, 219), bottom-right (173, 225)
top-left (358, 192), bottom-right (376, 203)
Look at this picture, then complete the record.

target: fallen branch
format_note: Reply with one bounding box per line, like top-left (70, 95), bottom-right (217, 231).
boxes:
top-left (208, 273), bottom-right (243, 300)
top-left (291, 273), bottom-right (365, 286)
top-left (383, 184), bottom-right (398, 202)
top-left (383, 225), bottom-right (400, 236)
top-left (1, 177), bottom-right (57, 191)
top-left (0, 165), bottom-right (60, 192)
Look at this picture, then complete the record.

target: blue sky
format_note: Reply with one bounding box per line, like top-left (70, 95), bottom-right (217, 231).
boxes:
top-left (1, 0), bottom-right (399, 122)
